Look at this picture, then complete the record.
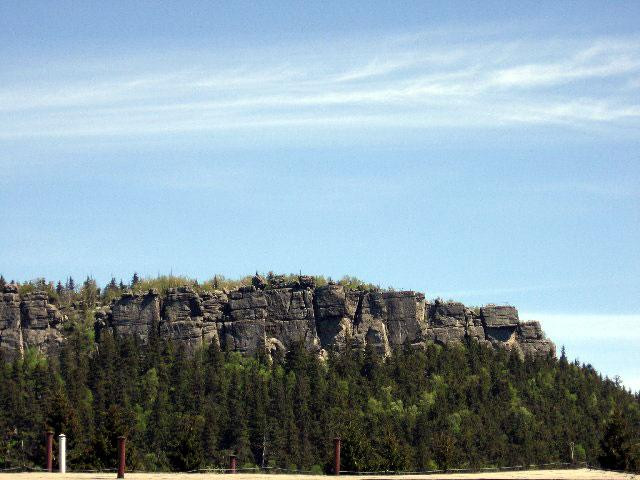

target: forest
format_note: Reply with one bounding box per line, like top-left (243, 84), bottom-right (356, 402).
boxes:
top-left (1, 314), bottom-right (639, 473)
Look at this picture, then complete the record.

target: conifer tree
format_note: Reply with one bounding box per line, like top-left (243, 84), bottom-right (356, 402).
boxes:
top-left (105, 277), bottom-right (118, 295)
top-left (599, 407), bottom-right (639, 471)
top-left (0, 317), bottom-right (639, 472)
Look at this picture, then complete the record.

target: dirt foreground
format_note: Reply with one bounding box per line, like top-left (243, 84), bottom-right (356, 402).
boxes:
top-left (1, 469), bottom-right (639, 479)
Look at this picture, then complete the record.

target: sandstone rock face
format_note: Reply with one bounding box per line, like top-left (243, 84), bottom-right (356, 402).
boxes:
top-left (200, 290), bottom-right (227, 347)
top-left (0, 284), bottom-right (23, 359)
top-left (161, 287), bottom-right (214, 351)
top-left (314, 285), bottom-right (356, 350)
top-left (352, 292), bottom-right (391, 356)
top-left (382, 291), bottom-right (427, 347)
top-left (264, 287), bottom-right (318, 351)
top-left (0, 276), bottom-right (555, 360)
top-left (220, 287), bottom-right (266, 353)
top-left (110, 290), bottom-right (160, 341)
top-left (481, 305), bottom-right (519, 327)
top-left (480, 305), bottom-right (520, 347)
top-left (0, 285), bottom-right (64, 360)
top-left (517, 321), bottom-right (556, 357)
top-left (427, 300), bottom-right (467, 345)
top-left (20, 291), bottom-right (64, 356)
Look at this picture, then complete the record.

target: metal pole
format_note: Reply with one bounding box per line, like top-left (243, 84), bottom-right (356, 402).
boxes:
top-left (569, 441), bottom-right (575, 464)
top-left (229, 454), bottom-right (237, 474)
top-left (58, 434), bottom-right (66, 474)
top-left (46, 431), bottom-right (53, 472)
top-left (333, 437), bottom-right (341, 476)
top-left (117, 436), bottom-right (126, 478)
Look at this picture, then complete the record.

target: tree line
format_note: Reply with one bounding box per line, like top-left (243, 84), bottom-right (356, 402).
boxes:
top-left (0, 272), bottom-right (383, 310)
top-left (1, 317), bottom-right (639, 474)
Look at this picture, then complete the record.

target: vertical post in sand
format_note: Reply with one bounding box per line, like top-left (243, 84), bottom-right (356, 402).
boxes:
top-left (58, 434), bottom-right (66, 473)
top-left (569, 441), bottom-right (575, 465)
top-left (45, 431), bottom-right (54, 472)
top-left (333, 437), bottom-right (341, 476)
top-left (229, 454), bottom-right (237, 474)
top-left (117, 436), bottom-right (126, 478)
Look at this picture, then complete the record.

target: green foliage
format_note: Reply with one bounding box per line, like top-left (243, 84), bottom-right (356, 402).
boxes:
top-left (337, 275), bottom-right (378, 291)
top-left (1, 275), bottom-right (639, 473)
top-left (125, 272), bottom-right (372, 294)
top-left (17, 278), bottom-right (57, 301)
top-left (201, 274), bottom-right (254, 292)
top-left (599, 406), bottom-right (640, 471)
top-left (130, 275), bottom-right (199, 295)
top-left (0, 333), bottom-right (630, 473)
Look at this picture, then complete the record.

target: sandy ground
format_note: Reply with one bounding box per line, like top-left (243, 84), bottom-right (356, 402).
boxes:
top-left (1, 469), bottom-right (639, 479)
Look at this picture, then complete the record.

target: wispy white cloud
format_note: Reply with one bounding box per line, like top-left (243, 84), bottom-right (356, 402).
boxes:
top-left (489, 40), bottom-right (640, 88)
top-left (1, 33), bottom-right (639, 138)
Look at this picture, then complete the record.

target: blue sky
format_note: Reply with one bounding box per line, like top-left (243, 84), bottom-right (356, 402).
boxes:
top-left (1, 1), bottom-right (639, 390)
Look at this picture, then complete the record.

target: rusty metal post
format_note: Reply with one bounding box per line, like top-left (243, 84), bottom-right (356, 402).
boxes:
top-left (229, 454), bottom-right (237, 474)
top-left (117, 436), bottom-right (126, 478)
top-left (46, 431), bottom-right (53, 472)
top-left (333, 437), bottom-right (341, 475)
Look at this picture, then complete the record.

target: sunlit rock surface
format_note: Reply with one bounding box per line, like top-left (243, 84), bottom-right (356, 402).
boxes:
top-left (0, 277), bottom-right (555, 360)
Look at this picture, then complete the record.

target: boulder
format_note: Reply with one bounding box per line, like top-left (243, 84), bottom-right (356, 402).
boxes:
top-left (480, 305), bottom-right (520, 348)
top-left (517, 321), bottom-right (555, 357)
top-left (481, 305), bottom-right (519, 327)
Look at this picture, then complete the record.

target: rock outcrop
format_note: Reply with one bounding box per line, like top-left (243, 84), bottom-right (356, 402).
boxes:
top-left (0, 284), bottom-right (64, 360)
top-left (0, 277), bottom-right (556, 360)
top-left (108, 289), bottom-right (160, 341)
top-left (0, 283), bottom-right (23, 358)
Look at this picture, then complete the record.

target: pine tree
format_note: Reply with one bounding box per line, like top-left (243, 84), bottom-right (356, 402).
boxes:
top-left (131, 272), bottom-right (140, 286)
top-left (106, 277), bottom-right (117, 292)
top-left (559, 345), bottom-right (568, 367)
top-left (0, 315), bottom-right (639, 473)
top-left (77, 277), bottom-right (99, 310)
top-left (66, 276), bottom-right (76, 292)
top-left (599, 407), bottom-right (639, 471)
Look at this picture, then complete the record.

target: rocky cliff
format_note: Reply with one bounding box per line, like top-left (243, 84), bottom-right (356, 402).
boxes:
top-left (0, 276), bottom-right (555, 360)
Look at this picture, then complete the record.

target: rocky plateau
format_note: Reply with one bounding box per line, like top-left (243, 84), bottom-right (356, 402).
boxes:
top-left (0, 276), bottom-right (555, 361)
